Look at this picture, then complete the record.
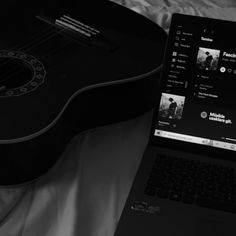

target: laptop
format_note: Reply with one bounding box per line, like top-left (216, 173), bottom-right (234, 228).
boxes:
top-left (114, 13), bottom-right (236, 236)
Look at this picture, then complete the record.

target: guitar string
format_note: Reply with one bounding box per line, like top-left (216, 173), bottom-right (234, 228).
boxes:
top-left (0, 24), bottom-right (60, 77)
top-left (11, 26), bottom-right (58, 52)
top-left (0, 21), bottom-right (65, 87)
top-left (0, 16), bottom-right (94, 87)
top-left (0, 15), bottom-right (72, 66)
top-left (11, 15), bottom-right (95, 54)
top-left (14, 27), bottom-right (65, 54)
top-left (2, 15), bottom-right (96, 64)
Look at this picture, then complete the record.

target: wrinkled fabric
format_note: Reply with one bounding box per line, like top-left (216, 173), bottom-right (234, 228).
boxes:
top-left (1, 0), bottom-right (236, 235)
top-left (111, 0), bottom-right (236, 32)
top-left (0, 111), bottom-right (152, 236)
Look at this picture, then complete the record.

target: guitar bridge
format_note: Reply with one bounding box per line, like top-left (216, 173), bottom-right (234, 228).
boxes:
top-left (36, 14), bottom-right (118, 52)
top-left (55, 15), bottom-right (100, 39)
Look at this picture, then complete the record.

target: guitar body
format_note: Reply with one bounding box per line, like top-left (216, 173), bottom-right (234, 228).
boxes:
top-left (0, 0), bottom-right (166, 185)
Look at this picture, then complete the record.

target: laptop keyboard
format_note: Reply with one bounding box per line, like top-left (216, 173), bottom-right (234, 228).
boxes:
top-left (144, 153), bottom-right (236, 213)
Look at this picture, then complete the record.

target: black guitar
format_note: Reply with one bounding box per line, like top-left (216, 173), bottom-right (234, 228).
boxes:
top-left (0, 0), bottom-right (166, 186)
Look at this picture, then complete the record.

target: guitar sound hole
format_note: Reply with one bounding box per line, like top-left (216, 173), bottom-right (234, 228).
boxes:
top-left (0, 58), bottom-right (34, 89)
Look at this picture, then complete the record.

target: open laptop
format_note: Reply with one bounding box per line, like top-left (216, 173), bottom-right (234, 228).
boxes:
top-left (114, 13), bottom-right (236, 236)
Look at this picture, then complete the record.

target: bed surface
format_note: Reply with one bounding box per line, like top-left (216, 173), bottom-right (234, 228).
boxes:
top-left (111, 0), bottom-right (236, 32)
top-left (0, 1), bottom-right (236, 235)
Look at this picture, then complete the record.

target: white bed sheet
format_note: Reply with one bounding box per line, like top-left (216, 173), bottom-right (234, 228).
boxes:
top-left (0, 111), bottom-right (153, 236)
top-left (1, 1), bottom-right (236, 235)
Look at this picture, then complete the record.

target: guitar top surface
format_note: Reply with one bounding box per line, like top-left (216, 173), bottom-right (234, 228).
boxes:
top-left (0, 0), bottom-right (167, 141)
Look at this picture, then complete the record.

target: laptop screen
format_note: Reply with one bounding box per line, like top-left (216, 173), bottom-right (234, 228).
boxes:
top-left (153, 13), bottom-right (236, 152)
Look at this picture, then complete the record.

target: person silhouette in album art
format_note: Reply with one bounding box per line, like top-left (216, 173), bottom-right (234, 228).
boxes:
top-left (204, 51), bottom-right (213, 70)
top-left (168, 97), bottom-right (177, 119)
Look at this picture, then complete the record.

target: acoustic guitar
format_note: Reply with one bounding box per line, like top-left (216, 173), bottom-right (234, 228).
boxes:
top-left (0, 0), bottom-right (166, 186)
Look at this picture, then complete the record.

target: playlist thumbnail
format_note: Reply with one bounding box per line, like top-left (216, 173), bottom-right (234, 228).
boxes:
top-left (196, 47), bottom-right (220, 71)
top-left (158, 93), bottom-right (185, 120)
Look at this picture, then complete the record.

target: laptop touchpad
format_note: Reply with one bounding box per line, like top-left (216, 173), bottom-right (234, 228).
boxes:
top-left (196, 218), bottom-right (235, 236)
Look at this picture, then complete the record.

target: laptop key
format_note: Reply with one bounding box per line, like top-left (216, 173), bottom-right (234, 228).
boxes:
top-left (156, 188), bottom-right (169, 198)
top-left (144, 186), bottom-right (156, 196)
top-left (172, 183), bottom-right (183, 192)
top-left (182, 194), bottom-right (195, 204)
top-left (184, 187), bottom-right (196, 196)
top-left (169, 192), bottom-right (182, 201)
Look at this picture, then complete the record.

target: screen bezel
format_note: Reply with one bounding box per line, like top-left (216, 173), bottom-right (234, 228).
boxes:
top-left (150, 13), bottom-right (236, 163)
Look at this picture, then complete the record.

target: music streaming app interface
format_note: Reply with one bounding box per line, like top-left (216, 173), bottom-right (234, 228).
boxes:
top-left (155, 14), bottom-right (236, 151)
